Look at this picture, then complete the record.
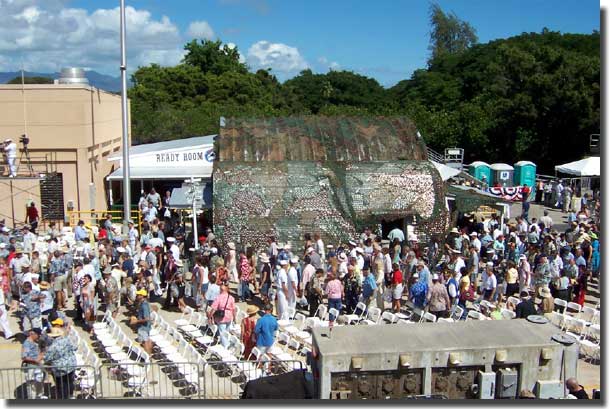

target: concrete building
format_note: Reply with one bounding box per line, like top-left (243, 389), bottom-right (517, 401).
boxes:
top-left (0, 82), bottom-right (127, 227)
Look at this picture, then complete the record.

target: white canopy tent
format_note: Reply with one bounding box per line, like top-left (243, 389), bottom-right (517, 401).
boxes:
top-left (555, 156), bottom-right (600, 177)
top-left (430, 160), bottom-right (461, 181)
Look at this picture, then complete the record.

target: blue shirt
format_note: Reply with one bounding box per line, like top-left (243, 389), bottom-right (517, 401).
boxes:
top-left (205, 284), bottom-right (220, 302)
top-left (362, 274), bottom-right (377, 299)
top-left (255, 313), bottom-right (278, 347)
top-left (49, 258), bottom-right (64, 276)
top-left (137, 300), bottom-right (151, 331)
top-left (22, 290), bottom-right (41, 319)
top-left (44, 336), bottom-right (77, 375)
top-left (122, 259), bottom-right (134, 277)
top-left (74, 226), bottom-right (88, 242)
top-left (22, 338), bottom-right (39, 361)
top-left (410, 281), bottom-right (428, 309)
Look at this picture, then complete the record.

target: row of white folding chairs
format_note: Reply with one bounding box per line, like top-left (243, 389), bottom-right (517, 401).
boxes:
top-left (563, 321), bottom-right (600, 363)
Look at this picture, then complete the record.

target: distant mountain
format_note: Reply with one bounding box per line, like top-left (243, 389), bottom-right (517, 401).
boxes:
top-left (0, 70), bottom-right (129, 92)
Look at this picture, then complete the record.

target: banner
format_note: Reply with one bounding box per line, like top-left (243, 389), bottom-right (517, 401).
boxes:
top-left (488, 186), bottom-right (526, 201)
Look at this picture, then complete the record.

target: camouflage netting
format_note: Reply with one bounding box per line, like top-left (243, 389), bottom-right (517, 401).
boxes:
top-left (213, 161), bottom-right (449, 252)
top-left (213, 116), bottom-right (449, 252)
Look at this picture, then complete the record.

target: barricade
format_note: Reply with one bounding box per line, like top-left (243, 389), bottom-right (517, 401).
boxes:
top-left (0, 359), bottom-right (305, 399)
top-left (98, 361), bottom-right (202, 399)
top-left (0, 364), bottom-right (98, 399)
top-left (203, 359), bottom-right (304, 399)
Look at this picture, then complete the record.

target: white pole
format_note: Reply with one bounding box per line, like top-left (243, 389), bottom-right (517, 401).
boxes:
top-left (119, 0), bottom-right (131, 233)
top-left (191, 177), bottom-right (199, 250)
top-left (21, 66), bottom-right (27, 137)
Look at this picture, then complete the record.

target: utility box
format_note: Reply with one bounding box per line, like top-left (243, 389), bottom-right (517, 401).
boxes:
top-left (468, 161), bottom-right (491, 183)
top-left (535, 380), bottom-right (564, 399)
top-left (513, 161), bottom-right (537, 192)
top-left (478, 371), bottom-right (496, 399)
top-left (490, 163), bottom-right (514, 187)
top-left (496, 368), bottom-right (519, 399)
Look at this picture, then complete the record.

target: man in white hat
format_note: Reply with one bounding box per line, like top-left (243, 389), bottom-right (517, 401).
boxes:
top-left (469, 231), bottom-right (481, 252)
top-left (3, 138), bottom-right (16, 177)
top-left (276, 260), bottom-right (290, 320)
top-left (128, 220), bottom-right (139, 252)
top-left (313, 232), bottom-right (325, 263)
top-left (445, 227), bottom-right (461, 254)
top-left (167, 237), bottom-right (180, 262)
top-left (355, 247), bottom-right (365, 270)
top-left (337, 252), bottom-right (348, 278)
top-left (287, 257), bottom-right (299, 311)
top-left (225, 242), bottom-right (238, 283)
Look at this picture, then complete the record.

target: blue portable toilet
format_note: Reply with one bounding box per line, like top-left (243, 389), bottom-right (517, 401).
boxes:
top-left (468, 161), bottom-right (491, 183)
top-left (490, 163), bottom-right (514, 187)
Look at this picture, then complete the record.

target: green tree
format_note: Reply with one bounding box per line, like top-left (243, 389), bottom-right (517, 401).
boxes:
top-left (428, 3), bottom-right (478, 64)
top-left (183, 39), bottom-right (248, 75)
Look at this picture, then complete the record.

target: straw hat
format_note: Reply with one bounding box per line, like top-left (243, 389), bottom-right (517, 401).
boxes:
top-left (39, 281), bottom-right (50, 290)
top-left (246, 305), bottom-right (259, 316)
top-left (450, 227), bottom-right (459, 234)
top-left (227, 242), bottom-right (235, 250)
top-left (48, 327), bottom-right (64, 338)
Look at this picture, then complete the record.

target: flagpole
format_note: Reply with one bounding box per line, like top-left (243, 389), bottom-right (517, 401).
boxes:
top-left (119, 0), bottom-right (131, 233)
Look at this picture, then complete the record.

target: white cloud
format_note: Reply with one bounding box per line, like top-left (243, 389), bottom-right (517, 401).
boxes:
top-left (329, 61), bottom-right (340, 70)
top-left (0, 1), bottom-right (185, 74)
top-left (246, 40), bottom-right (308, 77)
top-left (187, 20), bottom-right (214, 40)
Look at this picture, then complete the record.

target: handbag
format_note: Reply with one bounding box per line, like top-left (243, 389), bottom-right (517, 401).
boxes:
top-left (213, 294), bottom-right (230, 321)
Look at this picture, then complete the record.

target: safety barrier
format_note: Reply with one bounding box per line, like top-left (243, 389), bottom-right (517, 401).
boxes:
top-left (0, 364), bottom-right (98, 400)
top-left (203, 359), bottom-right (304, 399)
top-left (67, 209), bottom-right (142, 231)
top-left (0, 359), bottom-right (304, 399)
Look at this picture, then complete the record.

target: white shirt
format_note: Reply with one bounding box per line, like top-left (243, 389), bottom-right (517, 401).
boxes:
top-left (82, 264), bottom-right (97, 286)
top-left (145, 206), bottom-right (158, 222)
top-left (316, 239), bottom-right (325, 260)
top-left (148, 237), bottom-right (163, 249)
top-left (338, 261), bottom-right (348, 278)
top-left (200, 266), bottom-right (209, 285)
top-left (287, 267), bottom-right (298, 294)
top-left (276, 268), bottom-right (288, 292)
top-left (356, 255), bottom-right (364, 270)
top-left (483, 273), bottom-right (497, 290)
top-left (23, 232), bottom-right (36, 252)
top-left (471, 237), bottom-right (481, 252)
top-left (40, 289), bottom-right (53, 311)
top-left (170, 244), bottom-right (180, 261)
top-left (129, 228), bottom-right (139, 249)
top-left (4, 142), bottom-right (16, 158)
top-left (453, 257), bottom-right (466, 273)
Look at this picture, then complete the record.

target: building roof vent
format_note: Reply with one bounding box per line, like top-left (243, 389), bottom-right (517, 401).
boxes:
top-left (58, 68), bottom-right (89, 85)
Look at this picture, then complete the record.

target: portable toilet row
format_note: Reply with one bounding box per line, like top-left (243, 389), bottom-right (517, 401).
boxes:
top-left (468, 161), bottom-right (536, 188)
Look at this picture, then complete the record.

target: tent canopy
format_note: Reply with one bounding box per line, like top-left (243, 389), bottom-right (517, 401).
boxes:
top-left (430, 160), bottom-right (461, 181)
top-left (169, 183), bottom-right (213, 209)
top-left (555, 157), bottom-right (600, 176)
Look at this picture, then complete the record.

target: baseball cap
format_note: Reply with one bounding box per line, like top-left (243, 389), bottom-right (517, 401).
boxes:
top-left (136, 289), bottom-right (148, 296)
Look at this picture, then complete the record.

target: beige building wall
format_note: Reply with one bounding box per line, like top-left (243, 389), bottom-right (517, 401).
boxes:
top-left (0, 84), bottom-right (129, 227)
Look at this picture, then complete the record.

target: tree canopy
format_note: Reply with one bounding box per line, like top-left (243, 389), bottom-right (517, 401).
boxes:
top-left (7, 76), bottom-right (53, 84)
top-left (128, 10), bottom-right (599, 174)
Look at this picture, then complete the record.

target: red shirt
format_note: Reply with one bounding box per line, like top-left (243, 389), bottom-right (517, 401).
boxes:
top-left (392, 269), bottom-right (403, 285)
top-left (26, 206), bottom-right (38, 222)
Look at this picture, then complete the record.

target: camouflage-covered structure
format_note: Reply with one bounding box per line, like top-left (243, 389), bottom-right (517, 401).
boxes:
top-left (213, 116), bottom-right (449, 251)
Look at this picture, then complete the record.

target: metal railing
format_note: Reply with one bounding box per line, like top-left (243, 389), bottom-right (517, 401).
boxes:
top-left (203, 359), bottom-right (304, 399)
top-left (0, 364), bottom-right (98, 400)
top-left (0, 359), bottom-right (305, 399)
top-left (67, 209), bottom-right (142, 231)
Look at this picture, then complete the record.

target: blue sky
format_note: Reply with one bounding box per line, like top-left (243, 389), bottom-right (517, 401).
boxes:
top-left (0, 0), bottom-right (600, 86)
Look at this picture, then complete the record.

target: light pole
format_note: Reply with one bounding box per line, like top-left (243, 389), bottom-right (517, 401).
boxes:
top-left (184, 177), bottom-right (203, 250)
top-left (119, 0), bottom-right (131, 233)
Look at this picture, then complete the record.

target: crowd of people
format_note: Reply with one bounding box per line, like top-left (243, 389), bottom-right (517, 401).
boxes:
top-left (1, 184), bottom-right (598, 399)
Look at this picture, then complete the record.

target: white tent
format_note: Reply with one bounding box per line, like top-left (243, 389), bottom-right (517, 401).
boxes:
top-left (555, 156), bottom-right (600, 177)
top-left (430, 160), bottom-right (461, 181)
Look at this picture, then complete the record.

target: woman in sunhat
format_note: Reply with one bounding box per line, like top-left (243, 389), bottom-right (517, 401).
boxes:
top-left (44, 319), bottom-right (77, 399)
top-left (241, 305), bottom-right (259, 359)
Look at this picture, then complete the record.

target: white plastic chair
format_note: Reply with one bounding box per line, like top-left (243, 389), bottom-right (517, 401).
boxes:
top-left (277, 306), bottom-right (297, 327)
top-left (580, 306), bottom-right (597, 324)
top-left (359, 307), bottom-right (382, 325)
top-left (566, 302), bottom-right (582, 317)
top-left (500, 308), bottom-right (516, 320)
top-left (451, 306), bottom-right (464, 321)
top-left (466, 310), bottom-right (485, 321)
top-left (381, 311), bottom-right (398, 324)
top-left (437, 317), bottom-right (454, 323)
top-left (283, 313), bottom-right (306, 335)
top-left (506, 296), bottom-right (521, 308)
top-left (174, 306), bottom-right (194, 327)
top-left (342, 302), bottom-right (367, 325)
top-left (554, 298), bottom-right (568, 314)
top-left (421, 312), bottom-right (437, 323)
top-left (579, 324), bottom-right (600, 363)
